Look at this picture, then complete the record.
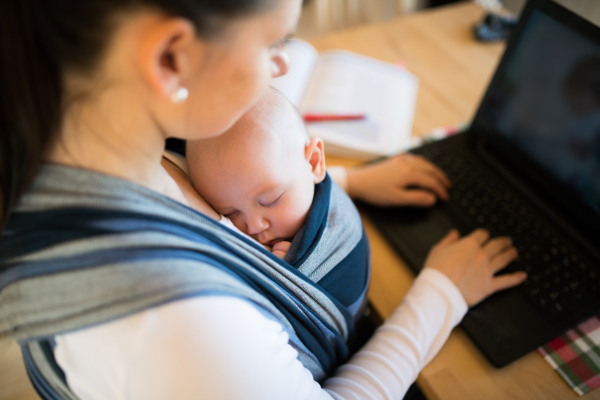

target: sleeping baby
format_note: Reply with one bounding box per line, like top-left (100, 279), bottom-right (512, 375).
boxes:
top-left (186, 86), bottom-right (370, 314)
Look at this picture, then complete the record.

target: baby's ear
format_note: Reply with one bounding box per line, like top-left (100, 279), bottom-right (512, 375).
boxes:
top-left (305, 137), bottom-right (326, 184)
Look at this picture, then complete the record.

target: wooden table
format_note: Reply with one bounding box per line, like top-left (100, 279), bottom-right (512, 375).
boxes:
top-left (310, 3), bottom-right (582, 399)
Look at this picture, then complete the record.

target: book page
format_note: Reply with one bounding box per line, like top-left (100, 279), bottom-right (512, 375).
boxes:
top-left (270, 39), bottom-right (319, 106)
top-left (299, 51), bottom-right (419, 158)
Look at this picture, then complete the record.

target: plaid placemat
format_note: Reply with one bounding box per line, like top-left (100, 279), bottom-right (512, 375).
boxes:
top-left (538, 314), bottom-right (600, 396)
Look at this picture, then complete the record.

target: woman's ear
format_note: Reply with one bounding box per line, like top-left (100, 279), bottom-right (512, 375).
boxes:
top-left (305, 137), bottom-right (326, 184)
top-left (137, 18), bottom-right (198, 101)
top-left (270, 47), bottom-right (290, 78)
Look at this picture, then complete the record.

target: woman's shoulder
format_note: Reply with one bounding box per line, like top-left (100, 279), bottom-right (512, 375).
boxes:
top-left (163, 150), bottom-right (189, 173)
top-left (161, 152), bottom-right (220, 220)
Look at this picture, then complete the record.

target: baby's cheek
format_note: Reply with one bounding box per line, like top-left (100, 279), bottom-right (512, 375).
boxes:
top-left (230, 217), bottom-right (249, 235)
top-left (279, 197), bottom-right (312, 238)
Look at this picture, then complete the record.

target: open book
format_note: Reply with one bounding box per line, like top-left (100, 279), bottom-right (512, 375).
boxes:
top-left (271, 39), bottom-right (419, 160)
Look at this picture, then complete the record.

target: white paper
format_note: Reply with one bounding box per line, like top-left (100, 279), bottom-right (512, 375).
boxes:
top-left (271, 40), bottom-right (419, 160)
top-left (300, 51), bottom-right (419, 159)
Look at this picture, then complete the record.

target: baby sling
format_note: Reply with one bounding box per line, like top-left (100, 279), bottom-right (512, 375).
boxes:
top-left (0, 164), bottom-right (368, 399)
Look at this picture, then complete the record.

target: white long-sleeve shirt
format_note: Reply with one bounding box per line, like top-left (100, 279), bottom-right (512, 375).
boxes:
top-left (54, 268), bottom-right (466, 400)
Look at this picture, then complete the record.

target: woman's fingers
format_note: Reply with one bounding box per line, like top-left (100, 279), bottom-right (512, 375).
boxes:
top-left (412, 155), bottom-right (452, 188)
top-left (482, 236), bottom-right (513, 258)
top-left (424, 228), bottom-right (526, 306)
top-left (490, 245), bottom-right (519, 272)
top-left (466, 228), bottom-right (490, 246)
top-left (480, 235), bottom-right (518, 273)
top-left (407, 172), bottom-right (450, 201)
top-left (395, 189), bottom-right (437, 207)
top-left (345, 153), bottom-right (453, 206)
top-left (491, 271), bottom-right (528, 292)
top-left (435, 229), bottom-right (460, 248)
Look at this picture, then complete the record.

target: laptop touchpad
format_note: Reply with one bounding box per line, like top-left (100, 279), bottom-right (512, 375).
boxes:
top-left (368, 206), bottom-right (457, 271)
top-left (402, 211), bottom-right (454, 255)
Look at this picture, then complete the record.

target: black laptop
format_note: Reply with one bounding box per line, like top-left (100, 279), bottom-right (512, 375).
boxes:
top-left (359, 0), bottom-right (600, 367)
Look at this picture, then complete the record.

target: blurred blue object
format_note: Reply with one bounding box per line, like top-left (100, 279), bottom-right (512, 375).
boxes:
top-left (474, 13), bottom-right (518, 42)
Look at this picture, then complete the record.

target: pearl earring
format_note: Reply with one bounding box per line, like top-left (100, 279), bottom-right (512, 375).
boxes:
top-left (170, 87), bottom-right (188, 103)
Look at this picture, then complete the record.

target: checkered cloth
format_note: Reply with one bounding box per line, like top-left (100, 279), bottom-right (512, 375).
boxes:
top-left (538, 314), bottom-right (600, 396)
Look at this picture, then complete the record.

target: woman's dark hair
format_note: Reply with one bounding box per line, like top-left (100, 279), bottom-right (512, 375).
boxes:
top-left (0, 0), bottom-right (274, 228)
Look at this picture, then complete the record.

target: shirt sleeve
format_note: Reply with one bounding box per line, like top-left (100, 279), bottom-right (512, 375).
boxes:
top-left (54, 269), bottom-right (467, 400)
top-left (324, 268), bottom-right (467, 399)
top-left (326, 166), bottom-right (348, 193)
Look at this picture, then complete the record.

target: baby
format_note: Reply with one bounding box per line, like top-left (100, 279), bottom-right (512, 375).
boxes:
top-left (187, 87), bottom-right (327, 260)
top-left (187, 87), bottom-right (370, 313)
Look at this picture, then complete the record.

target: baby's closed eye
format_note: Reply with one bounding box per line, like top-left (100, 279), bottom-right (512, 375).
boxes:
top-left (222, 210), bottom-right (240, 218)
top-left (259, 192), bottom-right (284, 208)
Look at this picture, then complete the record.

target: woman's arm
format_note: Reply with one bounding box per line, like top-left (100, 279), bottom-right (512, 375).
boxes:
top-left (324, 269), bottom-right (466, 399)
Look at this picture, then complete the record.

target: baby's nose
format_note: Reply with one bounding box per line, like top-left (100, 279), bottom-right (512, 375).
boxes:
top-left (246, 216), bottom-right (269, 235)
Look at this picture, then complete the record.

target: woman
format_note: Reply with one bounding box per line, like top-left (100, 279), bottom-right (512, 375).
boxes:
top-left (0, 0), bottom-right (526, 398)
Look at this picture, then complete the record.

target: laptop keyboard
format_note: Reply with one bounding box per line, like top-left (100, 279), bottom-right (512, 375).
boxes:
top-left (417, 140), bottom-right (599, 322)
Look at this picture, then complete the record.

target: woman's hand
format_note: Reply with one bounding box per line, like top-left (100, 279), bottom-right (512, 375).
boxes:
top-left (423, 229), bottom-right (526, 306)
top-left (346, 153), bottom-right (451, 207)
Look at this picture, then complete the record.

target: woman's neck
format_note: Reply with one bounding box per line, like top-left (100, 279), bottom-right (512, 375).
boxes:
top-left (48, 85), bottom-right (169, 193)
top-left (47, 87), bottom-right (221, 220)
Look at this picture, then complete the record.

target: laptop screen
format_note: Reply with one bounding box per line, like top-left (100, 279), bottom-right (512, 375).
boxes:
top-left (477, 9), bottom-right (600, 215)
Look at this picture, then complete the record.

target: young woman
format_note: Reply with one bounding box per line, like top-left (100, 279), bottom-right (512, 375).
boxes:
top-left (0, 0), bottom-right (526, 398)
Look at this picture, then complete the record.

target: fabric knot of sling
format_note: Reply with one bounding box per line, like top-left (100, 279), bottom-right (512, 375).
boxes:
top-left (0, 164), bottom-right (370, 399)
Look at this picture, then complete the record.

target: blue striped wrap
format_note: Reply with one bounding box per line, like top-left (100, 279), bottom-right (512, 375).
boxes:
top-left (0, 164), bottom-right (369, 399)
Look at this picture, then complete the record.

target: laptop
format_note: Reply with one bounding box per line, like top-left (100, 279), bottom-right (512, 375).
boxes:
top-left (359, 0), bottom-right (600, 367)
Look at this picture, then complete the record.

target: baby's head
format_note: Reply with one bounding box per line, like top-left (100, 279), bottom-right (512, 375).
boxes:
top-left (187, 87), bottom-right (326, 246)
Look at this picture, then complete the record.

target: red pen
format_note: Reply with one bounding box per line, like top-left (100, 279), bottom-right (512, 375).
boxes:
top-left (302, 114), bottom-right (366, 122)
